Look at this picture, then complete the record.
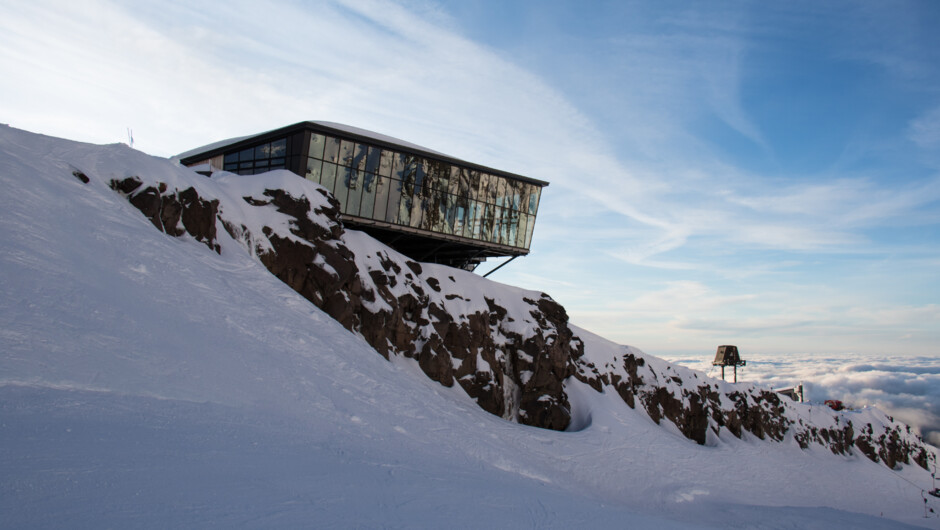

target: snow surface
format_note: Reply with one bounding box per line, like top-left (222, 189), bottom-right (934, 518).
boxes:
top-left (1, 124), bottom-right (938, 528)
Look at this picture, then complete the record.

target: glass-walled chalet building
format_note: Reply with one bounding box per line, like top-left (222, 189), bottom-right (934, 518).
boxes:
top-left (178, 122), bottom-right (547, 270)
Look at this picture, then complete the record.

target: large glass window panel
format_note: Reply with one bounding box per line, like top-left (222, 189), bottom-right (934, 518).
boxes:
top-left (426, 192), bottom-right (444, 232)
top-left (528, 186), bottom-right (541, 215)
top-left (309, 133), bottom-right (326, 159)
top-left (453, 195), bottom-right (468, 237)
top-left (517, 182), bottom-right (530, 213)
top-left (507, 209), bottom-right (519, 246)
top-left (255, 144), bottom-right (268, 160)
top-left (426, 160), bottom-right (447, 192)
top-left (224, 152), bottom-right (238, 165)
top-left (413, 158), bottom-right (427, 195)
top-left (238, 148), bottom-right (254, 162)
top-left (439, 163), bottom-right (451, 192)
top-left (476, 201), bottom-right (488, 240)
top-left (516, 212), bottom-right (528, 248)
top-left (339, 139), bottom-right (356, 167)
top-left (392, 152), bottom-right (407, 179)
top-left (464, 202), bottom-right (477, 239)
top-left (333, 167), bottom-right (350, 210)
top-left (345, 168), bottom-right (363, 215)
top-left (493, 177), bottom-right (507, 208)
top-left (477, 173), bottom-right (491, 204)
top-left (481, 204), bottom-right (495, 242)
top-left (379, 150), bottom-right (393, 177)
top-left (465, 170), bottom-right (480, 201)
top-left (410, 196), bottom-right (425, 229)
top-left (422, 160), bottom-right (436, 193)
top-left (507, 180), bottom-right (522, 211)
top-left (386, 178), bottom-right (402, 223)
top-left (359, 172), bottom-right (376, 219)
top-left (395, 154), bottom-right (417, 195)
top-left (374, 176), bottom-right (390, 222)
top-left (492, 207), bottom-right (503, 245)
top-left (224, 163), bottom-right (237, 172)
top-left (442, 193), bottom-right (456, 234)
top-left (305, 158), bottom-right (322, 184)
top-left (320, 163), bottom-right (337, 194)
top-left (491, 206), bottom-right (504, 245)
top-left (365, 147), bottom-right (381, 174)
top-left (397, 191), bottom-right (412, 226)
top-left (468, 201), bottom-right (482, 240)
top-left (352, 143), bottom-right (368, 171)
top-left (448, 166), bottom-right (462, 195)
top-left (323, 137), bottom-right (341, 164)
top-left (524, 213), bottom-right (536, 249)
top-left (239, 161), bottom-right (253, 170)
top-left (486, 175), bottom-right (499, 204)
top-left (270, 138), bottom-right (286, 157)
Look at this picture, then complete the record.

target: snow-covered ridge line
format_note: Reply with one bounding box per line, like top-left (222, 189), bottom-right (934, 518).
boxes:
top-left (23, 124), bottom-right (933, 471)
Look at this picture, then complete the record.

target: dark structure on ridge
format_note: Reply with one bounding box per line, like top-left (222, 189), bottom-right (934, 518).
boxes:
top-left (713, 344), bottom-right (746, 383)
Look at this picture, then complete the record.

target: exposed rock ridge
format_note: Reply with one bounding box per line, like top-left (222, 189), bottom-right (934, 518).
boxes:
top-left (575, 346), bottom-right (931, 469)
top-left (110, 174), bottom-right (934, 470)
top-left (110, 176), bottom-right (581, 431)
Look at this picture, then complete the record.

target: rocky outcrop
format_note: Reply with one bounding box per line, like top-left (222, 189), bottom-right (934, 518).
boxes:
top-left (110, 173), bottom-right (934, 470)
top-left (574, 344), bottom-right (932, 469)
top-left (111, 176), bottom-right (581, 431)
top-left (111, 177), bottom-right (220, 253)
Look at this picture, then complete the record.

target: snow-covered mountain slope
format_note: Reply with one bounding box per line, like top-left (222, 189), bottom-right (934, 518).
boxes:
top-left (106, 128), bottom-right (931, 472)
top-left (1, 124), bottom-right (938, 528)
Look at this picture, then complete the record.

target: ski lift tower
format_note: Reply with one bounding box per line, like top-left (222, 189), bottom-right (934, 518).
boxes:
top-left (713, 345), bottom-right (746, 383)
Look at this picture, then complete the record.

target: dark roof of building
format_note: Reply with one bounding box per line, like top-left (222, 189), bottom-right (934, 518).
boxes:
top-left (177, 121), bottom-right (548, 187)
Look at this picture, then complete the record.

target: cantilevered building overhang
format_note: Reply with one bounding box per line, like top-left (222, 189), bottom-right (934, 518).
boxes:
top-left (178, 122), bottom-right (547, 270)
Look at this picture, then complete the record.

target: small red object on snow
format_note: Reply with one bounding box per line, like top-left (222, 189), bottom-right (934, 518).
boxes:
top-left (824, 399), bottom-right (844, 411)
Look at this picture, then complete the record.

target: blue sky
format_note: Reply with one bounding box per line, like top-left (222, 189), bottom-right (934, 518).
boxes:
top-left (1, 0), bottom-right (938, 357)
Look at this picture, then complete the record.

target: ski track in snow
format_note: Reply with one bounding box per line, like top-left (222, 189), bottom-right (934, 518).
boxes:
top-left (1, 125), bottom-right (938, 528)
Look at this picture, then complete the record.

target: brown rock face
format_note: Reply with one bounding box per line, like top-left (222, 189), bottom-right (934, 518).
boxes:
top-left (110, 177), bottom-right (220, 253)
top-left (110, 176), bottom-right (935, 469)
top-left (113, 177), bottom-right (579, 430)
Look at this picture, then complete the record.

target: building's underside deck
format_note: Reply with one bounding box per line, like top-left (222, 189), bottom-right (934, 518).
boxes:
top-left (343, 218), bottom-right (523, 270)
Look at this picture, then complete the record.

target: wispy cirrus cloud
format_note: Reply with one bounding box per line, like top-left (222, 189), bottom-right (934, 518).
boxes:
top-left (909, 106), bottom-right (940, 151)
